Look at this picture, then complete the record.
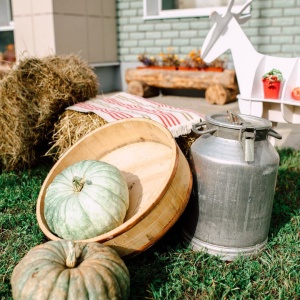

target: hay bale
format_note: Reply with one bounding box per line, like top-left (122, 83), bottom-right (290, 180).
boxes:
top-left (46, 110), bottom-right (107, 160)
top-left (0, 54), bottom-right (98, 171)
top-left (175, 131), bottom-right (198, 158)
top-left (0, 64), bottom-right (11, 80)
top-left (47, 110), bottom-right (197, 161)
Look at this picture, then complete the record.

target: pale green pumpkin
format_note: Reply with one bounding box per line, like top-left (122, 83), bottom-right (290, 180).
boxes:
top-left (11, 240), bottom-right (130, 300)
top-left (44, 160), bottom-right (129, 240)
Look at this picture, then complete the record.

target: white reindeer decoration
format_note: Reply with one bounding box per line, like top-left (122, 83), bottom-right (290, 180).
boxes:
top-left (201, 0), bottom-right (300, 124)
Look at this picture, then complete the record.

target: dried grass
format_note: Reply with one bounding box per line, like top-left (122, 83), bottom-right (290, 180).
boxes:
top-left (46, 110), bottom-right (107, 160)
top-left (0, 54), bottom-right (99, 171)
top-left (47, 110), bottom-right (197, 161)
top-left (175, 131), bottom-right (198, 158)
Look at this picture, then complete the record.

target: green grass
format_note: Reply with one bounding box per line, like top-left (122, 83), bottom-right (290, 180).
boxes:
top-left (1, 149), bottom-right (299, 299)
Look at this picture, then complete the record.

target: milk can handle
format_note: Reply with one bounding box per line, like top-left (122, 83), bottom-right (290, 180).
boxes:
top-left (268, 128), bottom-right (282, 140)
top-left (192, 121), bottom-right (217, 135)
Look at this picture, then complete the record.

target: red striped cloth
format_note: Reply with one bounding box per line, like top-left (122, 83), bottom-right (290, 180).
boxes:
top-left (66, 92), bottom-right (204, 137)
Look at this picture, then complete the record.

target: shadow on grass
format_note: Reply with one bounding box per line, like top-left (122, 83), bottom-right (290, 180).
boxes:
top-left (127, 148), bottom-right (300, 299)
top-left (1, 148), bottom-right (298, 300)
top-left (126, 217), bottom-right (190, 300)
top-left (268, 148), bottom-right (300, 239)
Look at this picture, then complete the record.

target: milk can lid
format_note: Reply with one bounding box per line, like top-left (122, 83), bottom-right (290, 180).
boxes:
top-left (205, 112), bottom-right (272, 130)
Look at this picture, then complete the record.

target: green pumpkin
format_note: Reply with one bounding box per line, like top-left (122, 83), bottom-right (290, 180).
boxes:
top-left (11, 240), bottom-right (130, 300)
top-left (44, 160), bottom-right (129, 240)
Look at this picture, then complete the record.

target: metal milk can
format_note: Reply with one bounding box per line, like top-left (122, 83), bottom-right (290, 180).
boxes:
top-left (182, 112), bottom-right (282, 260)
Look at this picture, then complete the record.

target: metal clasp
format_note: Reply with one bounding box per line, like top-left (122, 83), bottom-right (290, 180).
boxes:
top-left (239, 126), bottom-right (256, 162)
top-left (192, 121), bottom-right (218, 135)
top-left (229, 112), bottom-right (256, 162)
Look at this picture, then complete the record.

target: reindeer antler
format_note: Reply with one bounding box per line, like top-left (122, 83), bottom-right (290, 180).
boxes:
top-left (233, 0), bottom-right (253, 24)
top-left (225, 0), bottom-right (235, 15)
top-left (239, 0), bottom-right (253, 14)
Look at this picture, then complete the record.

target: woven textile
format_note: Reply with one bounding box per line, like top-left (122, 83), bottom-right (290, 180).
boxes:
top-left (67, 92), bottom-right (204, 137)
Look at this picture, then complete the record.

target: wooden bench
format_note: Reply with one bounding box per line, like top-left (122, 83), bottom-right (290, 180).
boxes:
top-left (125, 67), bottom-right (239, 105)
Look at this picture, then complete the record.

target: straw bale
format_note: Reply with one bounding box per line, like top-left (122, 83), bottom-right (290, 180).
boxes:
top-left (46, 110), bottom-right (107, 160)
top-left (0, 54), bottom-right (98, 171)
top-left (175, 131), bottom-right (198, 158)
top-left (47, 110), bottom-right (197, 161)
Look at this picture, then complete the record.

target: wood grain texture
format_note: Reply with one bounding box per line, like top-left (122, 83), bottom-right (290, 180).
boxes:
top-left (127, 80), bottom-right (159, 98)
top-left (125, 68), bottom-right (239, 104)
top-left (125, 68), bottom-right (237, 89)
top-left (205, 84), bottom-right (238, 105)
top-left (37, 118), bottom-right (192, 258)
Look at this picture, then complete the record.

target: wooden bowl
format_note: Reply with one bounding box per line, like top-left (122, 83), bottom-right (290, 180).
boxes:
top-left (37, 118), bottom-right (192, 258)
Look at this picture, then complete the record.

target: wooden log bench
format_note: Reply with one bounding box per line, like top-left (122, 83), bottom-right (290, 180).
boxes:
top-left (125, 67), bottom-right (239, 105)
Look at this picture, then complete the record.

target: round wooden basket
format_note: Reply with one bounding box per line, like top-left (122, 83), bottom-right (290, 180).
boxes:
top-left (37, 118), bottom-right (192, 258)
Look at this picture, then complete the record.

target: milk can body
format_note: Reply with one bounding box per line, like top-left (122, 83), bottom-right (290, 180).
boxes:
top-left (182, 113), bottom-right (281, 260)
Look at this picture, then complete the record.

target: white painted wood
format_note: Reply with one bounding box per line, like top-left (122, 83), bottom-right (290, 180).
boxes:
top-left (201, 0), bottom-right (300, 124)
top-left (143, 0), bottom-right (249, 19)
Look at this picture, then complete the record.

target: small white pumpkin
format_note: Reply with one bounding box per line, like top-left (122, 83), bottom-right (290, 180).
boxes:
top-left (44, 160), bottom-right (129, 240)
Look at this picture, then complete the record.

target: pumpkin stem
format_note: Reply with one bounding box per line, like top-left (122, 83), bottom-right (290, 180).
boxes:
top-left (66, 241), bottom-right (77, 268)
top-left (72, 176), bottom-right (85, 192)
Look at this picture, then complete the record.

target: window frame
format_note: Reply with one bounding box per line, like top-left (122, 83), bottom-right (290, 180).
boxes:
top-left (0, 0), bottom-right (14, 56)
top-left (143, 0), bottom-right (249, 20)
top-left (0, 24), bottom-right (14, 32)
top-left (0, 0), bottom-right (14, 30)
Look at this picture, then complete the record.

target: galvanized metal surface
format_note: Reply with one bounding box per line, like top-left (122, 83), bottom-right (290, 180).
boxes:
top-left (183, 113), bottom-right (280, 260)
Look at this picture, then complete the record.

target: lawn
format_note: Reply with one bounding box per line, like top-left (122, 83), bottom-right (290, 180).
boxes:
top-left (1, 148), bottom-right (299, 299)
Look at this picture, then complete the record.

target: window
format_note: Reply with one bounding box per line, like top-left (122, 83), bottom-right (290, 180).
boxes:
top-left (143, 0), bottom-right (248, 19)
top-left (0, 0), bottom-right (14, 60)
top-left (0, 0), bottom-right (12, 27)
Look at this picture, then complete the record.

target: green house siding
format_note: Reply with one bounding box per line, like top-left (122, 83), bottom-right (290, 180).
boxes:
top-left (116, 0), bottom-right (300, 65)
